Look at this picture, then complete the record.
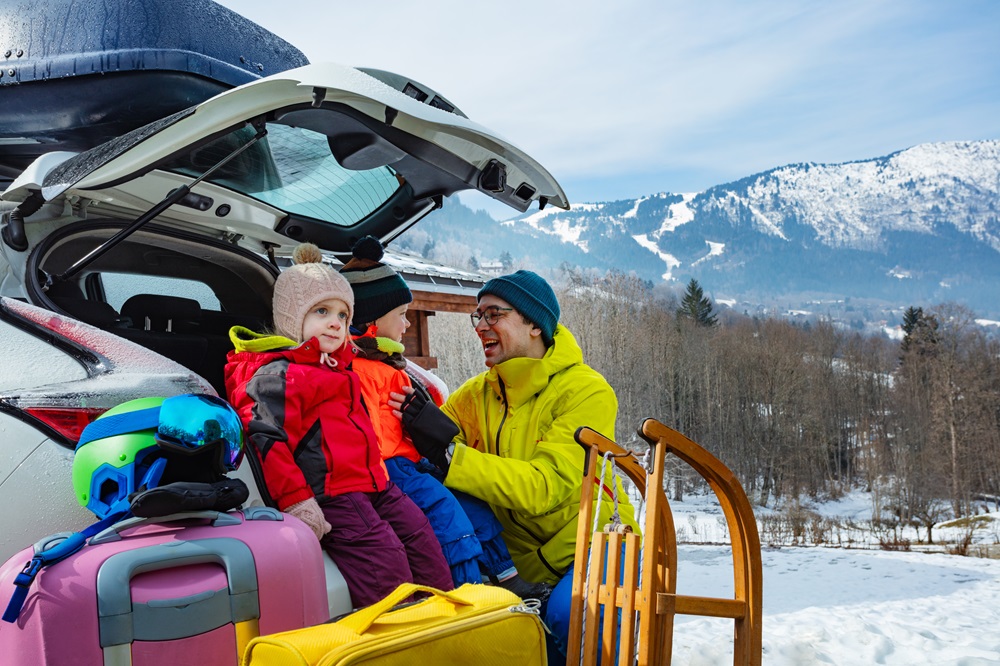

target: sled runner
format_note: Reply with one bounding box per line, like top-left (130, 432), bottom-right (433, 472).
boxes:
top-left (567, 419), bottom-right (762, 666)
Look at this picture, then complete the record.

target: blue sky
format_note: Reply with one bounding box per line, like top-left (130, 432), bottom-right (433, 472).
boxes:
top-left (216, 0), bottom-right (1000, 217)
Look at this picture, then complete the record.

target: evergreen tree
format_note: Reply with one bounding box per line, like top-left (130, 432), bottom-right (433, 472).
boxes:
top-left (901, 306), bottom-right (923, 337)
top-left (421, 239), bottom-right (436, 259)
top-left (677, 278), bottom-right (718, 326)
top-left (499, 250), bottom-right (513, 271)
top-left (900, 306), bottom-right (939, 356)
top-left (468, 255), bottom-right (479, 271)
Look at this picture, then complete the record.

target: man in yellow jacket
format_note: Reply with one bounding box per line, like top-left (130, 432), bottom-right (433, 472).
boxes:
top-left (391, 269), bottom-right (639, 663)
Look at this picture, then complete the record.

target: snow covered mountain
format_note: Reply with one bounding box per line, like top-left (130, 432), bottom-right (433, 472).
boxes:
top-left (407, 140), bottom-right (1000, 321)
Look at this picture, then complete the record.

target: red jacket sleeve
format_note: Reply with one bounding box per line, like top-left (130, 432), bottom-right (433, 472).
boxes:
top-left (244, 364), bottom-right (314, 510)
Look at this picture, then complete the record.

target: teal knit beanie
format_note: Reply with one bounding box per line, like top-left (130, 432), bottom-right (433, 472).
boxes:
top-left (477, 270), bottom-right (560, 346)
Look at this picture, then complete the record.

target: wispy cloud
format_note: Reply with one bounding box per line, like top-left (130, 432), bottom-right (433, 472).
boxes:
top-left (216, 0), bottom-right (1000, 202)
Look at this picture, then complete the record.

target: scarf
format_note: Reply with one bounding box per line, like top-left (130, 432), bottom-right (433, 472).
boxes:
top-left (353, 334), bottom-right (407, 370)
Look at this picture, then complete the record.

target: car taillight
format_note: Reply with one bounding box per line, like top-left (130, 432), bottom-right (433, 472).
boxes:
top-left (23, 407), bottom-right (107, 442)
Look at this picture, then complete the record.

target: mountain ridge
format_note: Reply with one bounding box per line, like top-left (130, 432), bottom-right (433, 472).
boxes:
top-left (397, 139), bottom-right (1000, 326)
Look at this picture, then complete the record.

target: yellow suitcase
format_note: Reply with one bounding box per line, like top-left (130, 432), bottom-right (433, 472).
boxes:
top-left (241, 583), bottom-right (547, 666)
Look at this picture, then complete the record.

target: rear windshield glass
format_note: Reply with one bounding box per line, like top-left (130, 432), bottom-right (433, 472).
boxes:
top-left (102, 274), bottom-right (221, 311)
top-left (165, 123), bottom-right (403, 227)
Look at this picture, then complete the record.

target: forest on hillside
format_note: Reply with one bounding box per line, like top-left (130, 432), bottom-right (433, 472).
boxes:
top-left (428, 270), bottom-right (1000, 534)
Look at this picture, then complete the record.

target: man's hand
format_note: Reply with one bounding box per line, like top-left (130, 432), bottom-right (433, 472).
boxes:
top-left (388, 388), bottom-right (414, 419)
top-left (390, 387), bottom-right (458, 473)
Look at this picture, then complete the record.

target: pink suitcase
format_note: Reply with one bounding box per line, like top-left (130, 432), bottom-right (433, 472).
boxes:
top-left (0, 508), bottom-right (329, 665)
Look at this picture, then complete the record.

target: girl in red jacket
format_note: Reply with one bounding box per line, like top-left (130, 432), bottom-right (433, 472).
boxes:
top-left (224, 243), bottom-right (451, 608)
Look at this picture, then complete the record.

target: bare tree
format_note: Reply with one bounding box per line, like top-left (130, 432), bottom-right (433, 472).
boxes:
top-left (429, 271), bottom-right (997, 529)
top-left (427, 312), bottom-right (485, 393)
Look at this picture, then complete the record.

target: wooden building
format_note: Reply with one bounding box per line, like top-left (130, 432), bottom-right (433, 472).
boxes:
top-left (352, 251), bottom-right (486, 370)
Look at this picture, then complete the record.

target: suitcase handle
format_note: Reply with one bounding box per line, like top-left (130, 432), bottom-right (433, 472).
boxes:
top-left (89, 511), bottom-right (242, 545)
top-left (96, 537), bottom-right (260, 648)
top-left (338, 584), bottom-right (475, 634)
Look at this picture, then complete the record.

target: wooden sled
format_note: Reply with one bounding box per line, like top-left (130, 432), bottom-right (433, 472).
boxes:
top-left (567, 419), bottom-right (762, 666)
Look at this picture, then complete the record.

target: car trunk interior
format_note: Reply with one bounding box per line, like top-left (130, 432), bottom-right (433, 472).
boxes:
top-left (26, 222), bottom-right (277, 395)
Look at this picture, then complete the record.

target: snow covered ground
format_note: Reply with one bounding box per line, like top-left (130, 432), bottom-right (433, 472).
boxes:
top-left (662, 492), bottom-right (1000, 664)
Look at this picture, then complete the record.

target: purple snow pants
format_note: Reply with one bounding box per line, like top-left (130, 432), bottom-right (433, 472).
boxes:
top-left (319, 482), bottom-right (453, 608)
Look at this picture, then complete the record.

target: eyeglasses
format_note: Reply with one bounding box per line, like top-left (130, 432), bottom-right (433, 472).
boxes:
top-left (470, 307), bottom-right (514, 327)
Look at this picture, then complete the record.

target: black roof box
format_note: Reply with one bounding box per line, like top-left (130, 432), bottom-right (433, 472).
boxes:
top-left (0, 0), bottom-right (308, 179)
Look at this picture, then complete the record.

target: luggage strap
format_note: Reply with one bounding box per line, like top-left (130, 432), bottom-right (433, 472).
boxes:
top-left (2, 452), bottom-right (173, 623)
top-left (2, 508), bottom-right (128, 623)
top-left (340, 583), bottom-right (476, 635)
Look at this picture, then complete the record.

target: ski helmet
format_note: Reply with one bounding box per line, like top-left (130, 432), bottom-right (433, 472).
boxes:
top-left (72, 394), bottom-right (245, 519)
top-left (72, 396), bottom-right (165, 519)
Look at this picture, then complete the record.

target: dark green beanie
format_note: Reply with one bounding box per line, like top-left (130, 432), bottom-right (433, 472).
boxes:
top-left (477, 270), bottom-right (559, 346)
top-left (339, 236), bottom-right (412, 327)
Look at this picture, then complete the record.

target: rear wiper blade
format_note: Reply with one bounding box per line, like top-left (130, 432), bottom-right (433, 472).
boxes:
top-left (47, 123), bottom-right (268, 288)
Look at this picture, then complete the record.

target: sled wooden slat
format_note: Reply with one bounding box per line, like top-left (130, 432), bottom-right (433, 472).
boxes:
top-left (582, 531), bottom-right (606, 666)
top-left (600, 530), bottom-right (622, 665)
top-left (616, 534), bottom-right (640, 663)
top-left (664, 594), bottom-right (747, 618)
top-left (567, 419), bottom-right (763, 666)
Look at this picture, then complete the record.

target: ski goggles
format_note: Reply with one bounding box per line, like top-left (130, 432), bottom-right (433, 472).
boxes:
top-left (154, 394), bottom-right (244, 471)
top-left (77, 394), bottom-right (244, 472)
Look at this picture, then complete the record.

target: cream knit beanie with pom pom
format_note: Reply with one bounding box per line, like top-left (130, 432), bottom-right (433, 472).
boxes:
top-left (272, 243), bottom-right (355, 343)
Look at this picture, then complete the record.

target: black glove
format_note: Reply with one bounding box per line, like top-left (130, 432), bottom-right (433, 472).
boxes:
top-left (399, 389), bottom-right (459, 473)
top-left (128, 478), bottom-right (250, 517)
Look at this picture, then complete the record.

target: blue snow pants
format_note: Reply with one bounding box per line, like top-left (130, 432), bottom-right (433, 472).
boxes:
top-left (452, 486), bottom-right (517, 579)
top-left (543, 542), bottom-right (627, 665)
top-left (385, 456), bottom-right (515, 586)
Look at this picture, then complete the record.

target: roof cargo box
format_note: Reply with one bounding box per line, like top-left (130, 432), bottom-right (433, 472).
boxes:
top-left (0, 0), bottom-right (308, 179)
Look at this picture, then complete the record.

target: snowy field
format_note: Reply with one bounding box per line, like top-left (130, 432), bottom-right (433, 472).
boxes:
top-left (663, 493), bottom-right (1000, 664)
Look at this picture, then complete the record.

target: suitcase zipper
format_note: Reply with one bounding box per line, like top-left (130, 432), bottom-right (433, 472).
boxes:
top-left (320, 605), bottom-right (544, 665)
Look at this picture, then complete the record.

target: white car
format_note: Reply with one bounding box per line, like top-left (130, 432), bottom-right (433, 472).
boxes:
top-left (0, 60), bottom-right (567, 608)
